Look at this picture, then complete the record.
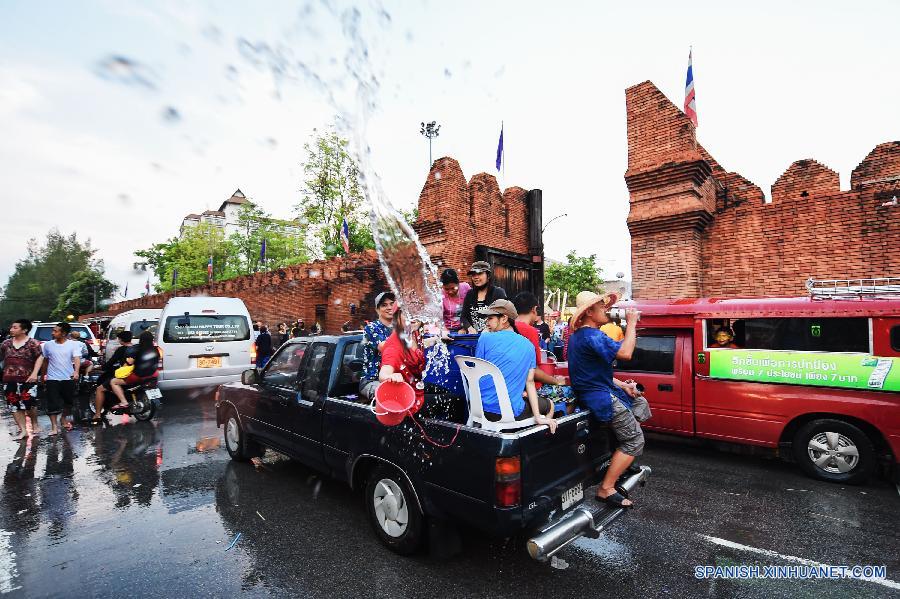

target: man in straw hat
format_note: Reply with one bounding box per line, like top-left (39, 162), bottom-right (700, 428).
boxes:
top-left (567, 290), bottom-right (643, 508)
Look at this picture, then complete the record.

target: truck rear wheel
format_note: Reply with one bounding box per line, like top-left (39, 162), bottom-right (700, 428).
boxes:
top-left (793, 418), bottom-right (875, 485)
top-left (365, 466), bottom-right (424, 555)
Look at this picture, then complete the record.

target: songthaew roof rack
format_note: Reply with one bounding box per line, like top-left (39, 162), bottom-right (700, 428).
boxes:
top-left (806, 277), bottom-right (900, 299)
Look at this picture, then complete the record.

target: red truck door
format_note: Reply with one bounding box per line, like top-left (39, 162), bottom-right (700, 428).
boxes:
top-left (614, 331), bottom-right (692, 434)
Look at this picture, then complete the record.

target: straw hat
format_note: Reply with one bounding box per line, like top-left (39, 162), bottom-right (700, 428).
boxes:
top-left (571, 290), bottom-right (619, 331)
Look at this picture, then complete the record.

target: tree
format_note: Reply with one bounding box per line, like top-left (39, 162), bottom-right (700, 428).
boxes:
top-left (52, 269), bottom-right (118, 319)
top-left (225, 203), bottom-right (307, 274)
top-left (297, 130), bottom-right (370, 258)
top-left (0, 230), bottom-right (95, 325)
top-left (544, 250), bottom-right (604, 305)
top-left (136, 207), bottom-right (309, 293)
top-left (136, 223), bottom-right (229, 293)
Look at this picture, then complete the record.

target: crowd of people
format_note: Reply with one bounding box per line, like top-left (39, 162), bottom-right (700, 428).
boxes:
top-left (357, 262), bottom-right (645, 508)
top-left (2, 261), bottom-right (646, 508)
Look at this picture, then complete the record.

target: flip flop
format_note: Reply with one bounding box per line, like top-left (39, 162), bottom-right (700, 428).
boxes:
top-left (90, 418), bottom-right (103, 426)
top-left (596, 491), bottom-right (633, 509)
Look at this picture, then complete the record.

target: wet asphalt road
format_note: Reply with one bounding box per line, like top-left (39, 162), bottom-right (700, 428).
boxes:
top-left (0, 390), bottom-right (897, 598)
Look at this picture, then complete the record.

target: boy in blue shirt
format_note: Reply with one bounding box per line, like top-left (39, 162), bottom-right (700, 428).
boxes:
top-left (475, 299), bottom-right (557, 433)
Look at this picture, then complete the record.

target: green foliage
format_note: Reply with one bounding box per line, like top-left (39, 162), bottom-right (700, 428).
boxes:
top-left (136, 222), bottom-right (227, 292)
top-left (297, 130), bottom-right (371, 258)
top-left (225, 203), bottom-right (307, 272)
top-left (52, 269), bottom-right (118, 319)
top-left (136, 211), bottom-right (308, 293)
top-left (0, 230), bottom-right (96, 325)
top-left (544, 251), bottom-right (604, 302)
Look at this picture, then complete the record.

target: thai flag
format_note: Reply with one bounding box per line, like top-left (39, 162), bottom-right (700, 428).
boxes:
top-left (340, 217), bottom-right (350, 254)
top-left (495, 123), bottom-right (504, 172)
top-left (684, 49), bottom-right (698, 127)
top-left (207, 256), bottom-right (213, 283)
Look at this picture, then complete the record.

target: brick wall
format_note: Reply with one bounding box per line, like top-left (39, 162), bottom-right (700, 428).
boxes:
top-left (625, 81), bottom-right (900, 299)
top-left (89, 159), bottom-right (533, 331)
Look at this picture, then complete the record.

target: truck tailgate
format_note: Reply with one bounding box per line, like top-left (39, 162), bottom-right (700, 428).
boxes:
top-left (519, 413), bottom-right (611, 519)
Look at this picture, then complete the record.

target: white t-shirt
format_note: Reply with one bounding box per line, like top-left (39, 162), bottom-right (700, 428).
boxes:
top-left (41, 339), bottom-right (81, 381)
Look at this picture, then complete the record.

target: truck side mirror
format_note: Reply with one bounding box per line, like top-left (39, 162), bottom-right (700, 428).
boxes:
top-left (241, 369), bottom-right (259, 385)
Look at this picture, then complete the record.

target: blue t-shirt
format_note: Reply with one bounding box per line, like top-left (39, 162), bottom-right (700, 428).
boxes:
top-left (361, 320), bottom-right (392, 381)
top-left (41, 339), bottom-right (81, 381)
top-left (475, 329), bottom-right (536, 417)
top-left (567, 327), bottom-right (632, 421)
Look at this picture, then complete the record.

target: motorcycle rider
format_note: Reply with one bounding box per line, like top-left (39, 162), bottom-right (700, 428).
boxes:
top-left (106, 331), bottom-right (159, 411)
top-left (92, 331), bottom-right (132, 424)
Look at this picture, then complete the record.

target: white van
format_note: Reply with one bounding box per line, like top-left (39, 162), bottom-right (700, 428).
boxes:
top-left (105, 309), bottom-right (161, 361)
top-left (156, 297), bottom-right (254, 390)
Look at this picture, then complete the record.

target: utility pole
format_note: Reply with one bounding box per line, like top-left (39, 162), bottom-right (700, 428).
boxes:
top-left (419, 121), bottom-right (440, 167)
top-left (92, 285), bottom-right (97, 313)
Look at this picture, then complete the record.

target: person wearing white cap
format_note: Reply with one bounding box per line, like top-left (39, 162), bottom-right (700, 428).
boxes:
top-left (567, 290), bottom-right (642, 508)
top-left (474, 299), bottom-right (557, 433)
top-left (359, 291), bottom-right (396, 401)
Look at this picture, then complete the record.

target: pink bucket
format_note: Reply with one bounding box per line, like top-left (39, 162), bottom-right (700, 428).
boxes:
top-left (374, 381), bottom-right (416, 426)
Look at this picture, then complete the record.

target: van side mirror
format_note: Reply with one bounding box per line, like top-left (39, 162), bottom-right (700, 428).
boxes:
top-left (241, 369), bottom-right (259, 385)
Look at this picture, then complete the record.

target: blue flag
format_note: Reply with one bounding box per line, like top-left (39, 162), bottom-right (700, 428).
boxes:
top-left (260, 238), bottom-right (267, 264)
top-left (123, 282), bottom-right (128, 298)
top-left (495, 123), bottom-right (504, 172)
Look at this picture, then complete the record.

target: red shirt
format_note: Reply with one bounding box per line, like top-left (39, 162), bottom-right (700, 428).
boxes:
top-left (380, 333), bottom-right (426, 407)
top-left (0, 338), bottom-right (42, 383)
top-left (516, 321), bottom-right (543, 389)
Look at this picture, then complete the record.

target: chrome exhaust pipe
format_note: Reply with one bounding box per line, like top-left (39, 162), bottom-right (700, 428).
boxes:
top-left (527, 466), bottom-right (651, 562)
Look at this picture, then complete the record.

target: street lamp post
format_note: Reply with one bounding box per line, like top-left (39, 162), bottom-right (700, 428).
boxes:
top-left (419, 121), bottom-right (440, 167)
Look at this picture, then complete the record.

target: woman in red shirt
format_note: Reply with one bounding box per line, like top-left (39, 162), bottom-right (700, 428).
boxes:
top-left (378, 308), bottom-right (444, 412)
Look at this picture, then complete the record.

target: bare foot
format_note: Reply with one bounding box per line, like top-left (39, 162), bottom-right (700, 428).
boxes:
top-left (63, 421), bottom-right (73, 431)
top-left (48, 429), bottom-right (59, 436)
top-left (13, 431), bottom-right (27, 441)
top-left (31, 427), bottom-right (43, 434)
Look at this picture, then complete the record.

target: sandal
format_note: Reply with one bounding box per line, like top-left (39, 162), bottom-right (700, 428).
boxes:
top-left (90, 418), bottom-right (103, 426)
top-left (596, 491), bottom-right (633, 509)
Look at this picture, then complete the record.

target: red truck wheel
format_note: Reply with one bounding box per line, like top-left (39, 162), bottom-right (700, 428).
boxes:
top-left (793, 418), bottom-right (875, 485)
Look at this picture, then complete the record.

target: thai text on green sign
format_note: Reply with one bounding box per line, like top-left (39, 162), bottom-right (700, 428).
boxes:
top-left (708, 349), bottom-right (899, 392)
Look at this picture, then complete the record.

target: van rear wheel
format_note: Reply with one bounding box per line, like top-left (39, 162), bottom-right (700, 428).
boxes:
top-left (793, 419), bottom-right (875, 485)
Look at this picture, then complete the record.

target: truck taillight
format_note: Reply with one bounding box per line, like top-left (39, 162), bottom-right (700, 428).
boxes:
top-left (495, 457), bottom-right (521, 508)
top-left (157, 354), bottom-right (164, 370)
top-left (250, 343), bottom-right (257, 365)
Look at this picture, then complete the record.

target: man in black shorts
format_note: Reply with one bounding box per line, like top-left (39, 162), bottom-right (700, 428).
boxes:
top-left (40, 322), bottom-right (81, 435)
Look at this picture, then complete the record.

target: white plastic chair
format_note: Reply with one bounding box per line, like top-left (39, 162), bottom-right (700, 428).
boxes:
top-left (455, 356), bottom-right (536, 432)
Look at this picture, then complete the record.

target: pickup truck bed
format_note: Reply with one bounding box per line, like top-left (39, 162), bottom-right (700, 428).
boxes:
top-left (216, 334), bottom-right (650, 558)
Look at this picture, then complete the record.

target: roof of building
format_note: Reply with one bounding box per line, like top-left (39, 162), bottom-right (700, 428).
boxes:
top-left (202, 210), bottom-right (226, 217)
top-left (218, 189), bottom-right (249, 211)
top-left (183, 214), bottom-right (201, 220)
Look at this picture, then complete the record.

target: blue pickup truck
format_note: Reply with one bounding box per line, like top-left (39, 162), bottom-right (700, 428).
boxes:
top-left (215, 334), bottom-right (650, 561)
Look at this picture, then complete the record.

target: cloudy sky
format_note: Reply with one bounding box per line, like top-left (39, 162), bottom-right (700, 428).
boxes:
top-left (2, 0), bottom-right (898, 299)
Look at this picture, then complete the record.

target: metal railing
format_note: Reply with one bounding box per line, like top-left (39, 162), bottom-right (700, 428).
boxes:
top-left (806, 277), bottom-right (900, 298)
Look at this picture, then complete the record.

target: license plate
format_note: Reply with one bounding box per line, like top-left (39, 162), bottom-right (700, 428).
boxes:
top-left (197, 357), bottom-right (221, 368)
top-left (145, 388), bottom-right (162, 400)
top-left (561, 482), bottom-right (584, 510)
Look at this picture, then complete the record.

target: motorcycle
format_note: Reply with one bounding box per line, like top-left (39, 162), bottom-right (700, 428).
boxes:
top-left (90, 377), bottom-right (162, 422)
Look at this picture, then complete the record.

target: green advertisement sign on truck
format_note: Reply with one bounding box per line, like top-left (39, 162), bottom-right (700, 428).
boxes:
top-left (708, 349), bottom-right (900, 392)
